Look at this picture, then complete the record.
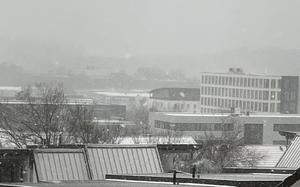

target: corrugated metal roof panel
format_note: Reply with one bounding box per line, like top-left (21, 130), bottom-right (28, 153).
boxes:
top-left (34, 149), bottom-right (90, 182)
top-left (86, 144), bottom-right (163, 180)
top-left (277, 136), bottom-right (300, 168)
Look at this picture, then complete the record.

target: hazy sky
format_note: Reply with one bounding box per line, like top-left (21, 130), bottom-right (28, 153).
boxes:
top-left (1, 0), bottom-right (300, 57)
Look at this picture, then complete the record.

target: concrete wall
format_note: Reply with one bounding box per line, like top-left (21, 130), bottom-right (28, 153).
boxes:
top-left (149, 99), bottom-right (201, 113)
top-left (149, 112), bottom-right (300, 145)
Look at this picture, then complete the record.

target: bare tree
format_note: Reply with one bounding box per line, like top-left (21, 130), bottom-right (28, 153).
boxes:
top-left (0, 82), bottom-right (66, 147)
top-left (0, 104), bottom-right (28, 148)
top-left (126, 98), bottom-right (149, 135)
top-left (65, 104), bottom-right (96, 143)
top-left (65, 104), bottom-right (124, 144)
top-left (190, 115), bottom-right (263, 173)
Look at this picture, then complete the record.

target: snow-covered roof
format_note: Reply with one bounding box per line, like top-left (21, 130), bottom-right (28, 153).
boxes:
top-left (94, 91), bottom-right (150, 97)
top-left (118, 136), bottom-right (197, 145)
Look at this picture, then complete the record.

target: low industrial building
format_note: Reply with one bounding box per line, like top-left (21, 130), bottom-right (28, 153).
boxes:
top-left (149, 112), bottom-right (300, 145)
top-left (86, 90), bottom-right (150, 107)
top-left (149, 87), bottom-right (200, 113)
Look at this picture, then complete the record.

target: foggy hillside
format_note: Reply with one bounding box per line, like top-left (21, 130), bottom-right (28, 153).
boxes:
top-left (1, 36), bottom-right (299, 78)
top-left (0, 36), bottom-right (84, 74)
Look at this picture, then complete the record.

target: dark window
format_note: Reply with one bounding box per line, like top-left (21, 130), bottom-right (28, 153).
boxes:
top-left (223, 123), bottom-right (234, 131)
top-left (273, 140), bottom-right (286, 145)
top-left (258, 103), bottom-right (262, 111)
top-left (155, 121), bottom-right (234, 131)
top-left (251, 78), bottom-right (255, 87)
top-left (263, 91), bottom-right (269, 100)
top-left (274, 124), bottom-right (300, 132)
top-left (251, 90), bottom-right (254, 99)
top-left (278, 80), bottom-right (281, 88)
top-left (251, 102), bottom-right (254, 110)
top-left (270, 103), bottom-right (275, 112)
top-left (270, 91), bottom-right (276, 100)
top-left (214, 124), bottom-right (222, 131)
top-left (259, 91), bottom-right (263, 100)
top-left (154, 120), bottom-right (170, 129)
top-left (277, 92), bottom-right (281, 100)
top-left (277, 103), bottom-right (280, 112)
top-left (259, 79), bottom-right (263, 88)
top-left (263, 103), bottom-right (269, 112)
top-left (271, 80), bottom-right (276, 88)
top-left (244, 124), bottom-right (263, 145)
top-left (264, 79), bottom-right (269, 88)
top-left (255, 79), bottom-right (259, 87)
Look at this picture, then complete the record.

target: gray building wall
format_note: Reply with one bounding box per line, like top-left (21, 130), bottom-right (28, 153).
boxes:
top-left (280, 76), bottom-right (300, 114)
top-left (149, 112), bottom-right (300, 145)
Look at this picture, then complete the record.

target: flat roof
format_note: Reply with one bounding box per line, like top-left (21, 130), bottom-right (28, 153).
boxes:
top-left (0, 86), bottom-right (22, 91)
top-left (0, 101), bottom-right (125, 106)
top-left (93, 120), bottom-right (134, 125)
top-left (150, 87), bottom-right (200, 92)
top-left (201, 72), bottom-right (281, 78)
top-left (160, 112), bottom-right (300, 118)
top-left (7, 180), bottom-right (229, 187)
top-left (106, 173), bottom-right (288, 186)
top-left (94, 91), bottom-right (150, 97)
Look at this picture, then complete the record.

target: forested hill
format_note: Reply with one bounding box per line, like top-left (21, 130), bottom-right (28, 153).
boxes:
top-left (0, 37), bottom-right (299, 89)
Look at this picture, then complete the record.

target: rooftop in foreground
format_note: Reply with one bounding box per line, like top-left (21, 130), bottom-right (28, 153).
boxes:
top-left (107, 172), bottom-right (290, 182)
top-left (4, 180), bottom-right (231, 187)
top-left (106, 173), bottom-right (290, 187)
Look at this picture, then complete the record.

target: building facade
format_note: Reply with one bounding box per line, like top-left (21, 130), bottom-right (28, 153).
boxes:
top-left (149, 112), bottom-right (300, 145)
top-left (85, 90), bottom-right (150, 107)
top-left (149, 87), bottom-right (201, 113)
top-left (200, 69), bottom-right (281, 114)
top-left (280, 76), bottom-right (300, 114)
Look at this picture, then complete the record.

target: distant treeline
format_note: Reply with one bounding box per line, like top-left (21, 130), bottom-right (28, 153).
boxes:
top-left (0, 63), bottom-right (200, 90)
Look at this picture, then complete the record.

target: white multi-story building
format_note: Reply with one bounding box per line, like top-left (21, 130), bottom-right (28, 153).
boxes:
top-left (200, 68), bottom-right (281, 114)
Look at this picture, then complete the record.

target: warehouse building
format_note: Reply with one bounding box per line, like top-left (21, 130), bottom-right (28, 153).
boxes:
top-left (149, 87), bottom-right (200, 113)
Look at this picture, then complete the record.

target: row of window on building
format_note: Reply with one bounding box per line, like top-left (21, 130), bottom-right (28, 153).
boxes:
top-left (152, 101), bottom-right (199, 112)
top-left (200, 97), bottom-right (280, 112)
top-left (200, 107), bottom-right (230, 114)
top-left (154, 120), bottom-right (234, 131)
top-left (273, 124), bottom-right (300, 132)
top-left (201, 75), bottom-right (281, 89)
top-left (201, 86), bottom-right (280, 101)
top-left (155, 120), bottom-right (300, 133)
